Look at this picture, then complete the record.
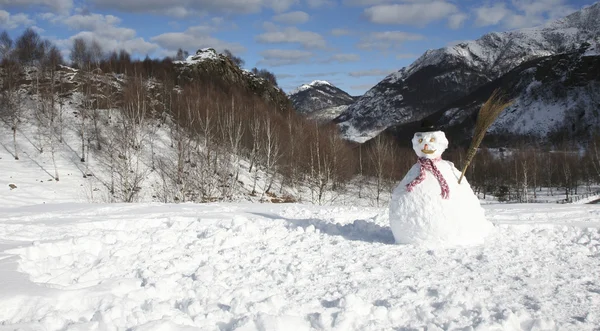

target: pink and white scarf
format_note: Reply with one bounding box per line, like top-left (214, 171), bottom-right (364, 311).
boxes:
top-left (406, 157), bottom-right (450, 199)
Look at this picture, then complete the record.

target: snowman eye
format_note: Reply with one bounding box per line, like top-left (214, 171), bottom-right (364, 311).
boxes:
top-left (430, 137), bottom-right (436, 142)
top-left (418, 138), bottom-right (423, 143)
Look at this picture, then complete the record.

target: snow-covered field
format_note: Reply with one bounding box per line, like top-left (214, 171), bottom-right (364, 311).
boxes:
top-left (2, 131), bottom-right (600, 330)
top-left (1, 201), bottom-right (599, 331)
top-left (1, 97), bottom-right (600, 330)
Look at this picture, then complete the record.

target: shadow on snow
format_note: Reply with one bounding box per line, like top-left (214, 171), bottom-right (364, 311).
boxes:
top-left (250, 212), bottom-right (395, 245)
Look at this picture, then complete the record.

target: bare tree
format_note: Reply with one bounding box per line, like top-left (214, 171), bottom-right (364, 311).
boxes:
top-left (39, 43), bottom-right (63, 180)
top-left (0, 31), bottom-right (12, 61)
top-left (175, 48), bottom-right (189, 61)
top-left (223, 49), bottom-right (244, 67)
top-left (89, 40), bottom-right (104, 69)
top-left (0, 43), bottom-right (23, 160)
top-left (368, 134), bottom-right (392, 207)
top-left (14, 27), bottom-right (43, 66)
top-left (260, 116), bottom-right (282, 199)
top-left (70, 38), bottom-right (90, 70)
top-left (589, 134), bottom-right (600, 182)
top-left (109, 75), bottom-right (152, 202)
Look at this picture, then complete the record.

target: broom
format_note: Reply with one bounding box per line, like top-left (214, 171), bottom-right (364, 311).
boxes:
top-left (458, 88), bottom-right (514, 184)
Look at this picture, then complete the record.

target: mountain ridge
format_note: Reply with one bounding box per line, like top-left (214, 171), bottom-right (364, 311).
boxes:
top-left (386, 42), bottom-right (600, 148)
top-left (288, 80), bottom-right (358, 121)
top-left (336, 1), bottom-right (600, 143)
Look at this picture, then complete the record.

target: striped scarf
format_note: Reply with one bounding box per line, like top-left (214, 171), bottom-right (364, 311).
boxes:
top-left (406, 157), bottom-right (450, 199)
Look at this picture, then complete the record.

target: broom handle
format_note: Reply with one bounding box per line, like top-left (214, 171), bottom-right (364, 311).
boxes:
top-left (458, 138), bottom-right (481, 184)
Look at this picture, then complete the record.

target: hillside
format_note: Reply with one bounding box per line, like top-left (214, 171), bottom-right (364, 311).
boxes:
top-left (289, 80), bottom-right (357, 121)
top-left (388, 42), bottom-right (600, 147)
top-left (335, 2), bottom-right (600, 143)
top-left (0, 62), bottom-right (386, 207)
top-left (174, 48), bottom-right (293, 113)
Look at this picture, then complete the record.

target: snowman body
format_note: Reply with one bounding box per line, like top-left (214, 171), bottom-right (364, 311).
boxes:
top-left (388, 130), bottom-right (494, 248)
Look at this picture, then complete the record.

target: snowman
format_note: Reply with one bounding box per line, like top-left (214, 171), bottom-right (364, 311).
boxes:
top-left (388, 121), bottom-right (494, 248)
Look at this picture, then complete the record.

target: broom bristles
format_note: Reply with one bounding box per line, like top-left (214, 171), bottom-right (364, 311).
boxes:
top-left (458, 89), bottom-right (513, 184)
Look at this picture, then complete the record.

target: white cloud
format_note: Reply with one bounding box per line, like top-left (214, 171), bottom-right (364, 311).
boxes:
top-left (0, 10), bottom-right (34, 29)
top-left (448, 13), bottom-right (468, 29)
top-left (258, 49), bottom-right (314, 66)
top-left (512, 0), bottom-right (566, 15)
top-left (91, 0), bottom-right (296, 16)
top-left (364, 1), bottom-right (460, 26)
top-left (324, 53), bottom-right (360, 63)
top-left (52, 13), bottom-right (159, 57)
top-left (343, 0), bottom-right (389, 5)
top-left (356, 31), bottom-right (424, 50)
top-left (473, 3), bottom-right (511, 27)
top-left (0, 0), bottom-right (72, 14)
top-left (68, 31), bottom-right (158, 55)
top-left (30, 25), bottom-right (45, 33)
top-left (273, 11), bottom-right (310, 24)
top-left (256, 26), bottom-right (326, 49)
top-left (306, 0), bottom-right (335, 8)
top-left (152, 25), bottom-right (245, 55)
top-left (348, 69), bottom-right (394, 77)
top-left (350, 84), bottom-right (376, 92)
top-left (276, 73), bottom-right (296, 79)
top-left (302, 71), bottom-right (340, 77)
top-left (396, 53), bottom-right (417, 59)
top-left (266, 0), bottom-right (298, 13)
top-left (331, 28), bottom-right (352, 36)
top-left (472, 0), bottom-right (576, 29)
top-left (63, 13), bottom-right (123, 32)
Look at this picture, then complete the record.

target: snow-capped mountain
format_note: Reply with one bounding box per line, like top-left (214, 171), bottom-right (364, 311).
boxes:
top-left (440, 42), bottom-right (600, 145)
top-left (288, 80), bottom-right (357, 121)
top-left (385, 41), bottom-right (600, 147)
top-left (336, 2), bottom-right (600, 143)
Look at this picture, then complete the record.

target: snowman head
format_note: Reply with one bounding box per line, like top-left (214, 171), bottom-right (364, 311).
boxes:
top-left (412, 123), bottom-right (448, 159)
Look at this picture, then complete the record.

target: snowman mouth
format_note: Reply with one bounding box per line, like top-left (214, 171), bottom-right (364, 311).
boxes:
top-left (421, 149), bottom-right (436, 154)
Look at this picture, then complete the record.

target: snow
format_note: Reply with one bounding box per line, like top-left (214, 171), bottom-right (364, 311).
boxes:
top-left (337, 3), bottom-right (600, 142)
top-left (1, 201), bottom-right (600, 330)
top-left (308, 80), bottom-right (331, 86)
top-left (338, 122), bottom-right (384, 144)
top-left (174, 49), bottom-right (219, 65)
top-left (307, 105), bottom-right (349, 122)
top-left (583, 42), bottom-right (599, 56)
top-left (1, 69), bottom-right (600, 331)
top-left (389, 132), bottom-right (493, 248)
top-left (289, 80), bottom-right (332, 96)
top-left (490, 80), bottom-right (597, 136)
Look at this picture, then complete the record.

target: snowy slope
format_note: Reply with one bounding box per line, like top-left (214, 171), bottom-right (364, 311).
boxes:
top-left (288, 80), bottom-right (357, 116)
top-left (173, 48), bottom-right (219, 65)
top-left (306, 104), bottom-right (350, 123)
top-left (1, 202), bottom-right (599, 330)
top-left (337, 2), bottom-right (600, 143)
top-left (429, 45), bottom-right (600, 145)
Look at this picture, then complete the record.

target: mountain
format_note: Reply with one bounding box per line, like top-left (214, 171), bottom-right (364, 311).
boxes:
top-left (175, 48), bottom-right (293, 112)
top-left (288, 80), bottom-right (357, 121)
top-left (387, 42), bottom-right (600, 147)
top-left (335, 2), bottom-right (600, 143)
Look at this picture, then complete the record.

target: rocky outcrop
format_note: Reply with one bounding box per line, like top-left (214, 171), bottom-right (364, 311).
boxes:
top-left (174, 48), bottom-right (293, 112)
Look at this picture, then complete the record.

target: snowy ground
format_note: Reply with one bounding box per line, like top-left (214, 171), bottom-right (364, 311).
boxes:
top-left (2, 96), bottom-right (600, 330)
top-left (1, 202), bottom-right (599, 331)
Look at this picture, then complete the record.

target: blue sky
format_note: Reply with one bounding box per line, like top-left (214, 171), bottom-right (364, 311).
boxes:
top-left (0, 0), bottom-right (596, 95)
